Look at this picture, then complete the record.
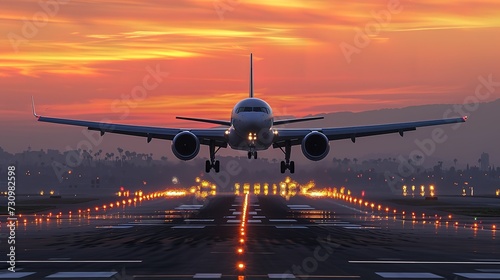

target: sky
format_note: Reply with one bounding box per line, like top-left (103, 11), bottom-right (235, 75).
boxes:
top-left (1, 0), bottom-right (500, 153)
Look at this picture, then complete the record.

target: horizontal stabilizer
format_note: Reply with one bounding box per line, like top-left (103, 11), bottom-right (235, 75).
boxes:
top-left (273, 116), bottom-right (324, 126)
top-left (176, 116), bottom-right (231, 126)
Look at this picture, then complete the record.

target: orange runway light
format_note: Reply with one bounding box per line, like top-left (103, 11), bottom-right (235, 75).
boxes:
top-left (237, 263), bottom-right (245, 270)
top-left (239, 238), bottom-right (245, 244)
top-left (493, 225), bottom-right (496, 229)
top-left (455, 222), bottom-right (459, 226)
top-left (237, 248), bottom-right (244, 254)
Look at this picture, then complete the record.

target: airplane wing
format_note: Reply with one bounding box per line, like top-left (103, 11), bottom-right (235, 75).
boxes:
top-left (32, 99), bottom-right (227, 147)
top-left (273, 116), bottom-right (324, 126)
top-left (273, 117), bottom-right (467, 147)
top-left (176, 116), bottom-right (231, 126)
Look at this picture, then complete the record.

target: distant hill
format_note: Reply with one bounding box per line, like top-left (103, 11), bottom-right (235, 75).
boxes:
top-left (282, 98), bottom-right (500, 168)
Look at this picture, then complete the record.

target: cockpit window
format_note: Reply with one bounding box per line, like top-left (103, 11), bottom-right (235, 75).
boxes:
top-left (237, 107), bottom-right (269, 114)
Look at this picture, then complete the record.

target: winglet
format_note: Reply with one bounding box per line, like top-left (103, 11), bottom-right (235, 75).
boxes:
top-left (249, 53), bottom-right (253, 98)
top-left (31, 96), bottom-right (40, 119)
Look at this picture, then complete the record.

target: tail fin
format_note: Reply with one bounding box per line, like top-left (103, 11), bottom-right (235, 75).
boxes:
top-left (249, 53), bottom-right (253, 98)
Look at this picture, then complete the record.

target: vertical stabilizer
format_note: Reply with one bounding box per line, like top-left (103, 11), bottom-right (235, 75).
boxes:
top-left (249, 53), bottom-right (253, 98)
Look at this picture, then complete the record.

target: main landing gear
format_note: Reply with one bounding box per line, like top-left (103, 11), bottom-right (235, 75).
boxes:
top-left (205, 140), bottom-right (221, 173)
top-left (279, 141), bottom-right (295, 174)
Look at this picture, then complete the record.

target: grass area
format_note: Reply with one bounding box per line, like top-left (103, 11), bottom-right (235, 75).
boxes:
top-left (435, 207), bottom-right (500, 217)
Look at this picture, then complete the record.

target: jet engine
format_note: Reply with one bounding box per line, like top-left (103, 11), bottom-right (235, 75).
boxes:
top-left (301, 131), bottom-right (330, 161)
top-left (171, 131), bottom-right (200, 160)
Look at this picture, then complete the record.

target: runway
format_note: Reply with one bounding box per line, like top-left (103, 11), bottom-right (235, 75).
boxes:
top-left (1, 193), bottom-right (499, 279)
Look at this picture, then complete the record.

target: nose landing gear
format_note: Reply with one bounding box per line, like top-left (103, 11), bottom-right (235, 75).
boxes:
top-left (247, 150), bottom-right (257, 159)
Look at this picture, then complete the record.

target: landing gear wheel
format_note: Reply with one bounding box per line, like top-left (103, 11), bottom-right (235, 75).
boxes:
top-left (248, 152), bottom-right (252, 159)
top-left (214, 160), bottom-right (220, 173)
top-left (280, 161), bottom-right (286, 174)
top-left (205, 160), bottom-right (211, 173)
top-left (290, 161), bottom-right (295, 174)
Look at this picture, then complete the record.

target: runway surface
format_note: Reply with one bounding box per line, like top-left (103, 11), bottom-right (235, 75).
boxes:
top-left (1, 194), bottom-right (499, 279)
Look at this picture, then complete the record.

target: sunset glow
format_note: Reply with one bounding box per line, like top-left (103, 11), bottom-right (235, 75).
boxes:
top-left (1, 0), bottom-right (499, 151)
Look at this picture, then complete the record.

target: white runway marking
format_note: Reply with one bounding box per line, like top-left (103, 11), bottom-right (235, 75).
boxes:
top-left (172, 225), bottom-right (206, 229)
top-left (275, 226), bottom-right (308, 229)
top-left (232, 212), bottom-right (242, 215)
top-left (248, 212), bottom-right (257, 215)
top-left (248, 220), bottom-right (262, 223)
top-left (350, 261), bottom-right (500, 265)
top-left (454, 273), bottom-right (500, 279)
top-left (184, 219), bottom-right (214, 222)
top-left (287, 204), bottom-right (312, 208)
top-left (96, 225), bottom-right (133, 229)
top-left (193, 273), bottom-right (222, 278)
top-left (253, 216), bottom-right (266, 219)
top-left (268, 273), bottom-right (295, 279)
top-left (121, 223), bottom-right (166, 226)
top-left (46, 272), bottom-right (117, 278)
top-left (231, 204), bottom-right (240, 207)
top-left (128, 220), bottom-right (165, 224)
top-left (376, 272), bottom-right (442, 278)
top-left (0, 272), bottom-right (35, 278)
top-left (256, 208), bottom-right (262, 211)
top-left (17, 260), bottom-right (141, 263)
top-left (269, 219), bottom-right (296, 222)
top-left (176, 205), bottom-right (203, 210)
top-left (229, 209), bottom-right (236, 211)
top-left (226, 220), bottom-right (241, 223)
top-left (314, 220), bottom-right (343, 223)
top-left (223, 216), bottom-right (236, 218)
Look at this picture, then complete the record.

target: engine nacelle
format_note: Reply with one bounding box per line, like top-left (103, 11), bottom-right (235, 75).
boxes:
top-left (171, 131), bottom-right (200, 161)
top-left (301, 131), bottom-right (330, 161)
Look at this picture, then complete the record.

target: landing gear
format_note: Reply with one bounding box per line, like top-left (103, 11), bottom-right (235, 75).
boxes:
top-left (206, 140), bottom-right (221, 173)
top-left (247, 150), bottom-right (257, 159)
top-left (279, 141), bottom-right (295, 174)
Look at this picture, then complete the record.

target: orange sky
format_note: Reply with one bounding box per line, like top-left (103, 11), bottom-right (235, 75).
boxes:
top-left (1, 0), bottom-right (500, 151)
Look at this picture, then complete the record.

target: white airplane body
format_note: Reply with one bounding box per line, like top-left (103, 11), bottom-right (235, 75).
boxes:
top-left (33, 54), bottom-right (467, 173)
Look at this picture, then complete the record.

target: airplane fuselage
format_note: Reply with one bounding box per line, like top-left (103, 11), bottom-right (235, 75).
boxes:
top-left (227, 98), bottom-right (276, 152)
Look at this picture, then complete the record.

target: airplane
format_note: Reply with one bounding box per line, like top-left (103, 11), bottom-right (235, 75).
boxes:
top-left (32, 54), bottom-right (467, 173)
